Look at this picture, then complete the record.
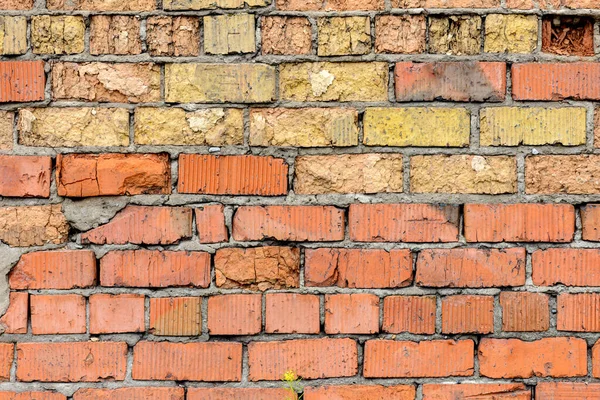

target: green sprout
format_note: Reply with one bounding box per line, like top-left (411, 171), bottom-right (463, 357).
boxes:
top-left (283, 369), bottom-right (303, 400)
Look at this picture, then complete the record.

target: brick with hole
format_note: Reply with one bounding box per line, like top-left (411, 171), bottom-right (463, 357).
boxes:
top-left (0, 292), bottom-right (28, 334)
top-left (501, 292), bottom-right (549, 332)
top-left (532, 248), bottom-right (600, 286)
top-left (383, 296), bottom-right (436, 334)
top-left (266, 293), bottom-right (320, 334)
top-left (0, 155), bottom-right (51, 198)
top-left (325, 294), bottom-right (379, 334)
top-left (150, 297), bottom-right (202, 336)
top-left (89, 294), bottom-right (145, 334)
top-left (442, 295), bottom-right (494, 334)
top-left (542, 16), bottom-right (594, 56)
top-left (30, 294), bottom-right (86, 335)
top-left (208, 294), bottom-right (262, 335)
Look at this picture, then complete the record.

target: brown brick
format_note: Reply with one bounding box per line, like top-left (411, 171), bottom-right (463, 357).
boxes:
top-left (527, 155), bottom-right (600, 194)
top-left (0, 17), bottom-right (27, 55)
top-left (90, 16), bottom-right (142, 55)
top-left (442, 295), bottom-right (494, 334)
top-left (0, 61), bottom-right (45, 103)
top-left (89, 294), bottom-right (145, 334)
top-left (429, 16), bottom-right (481, 55)
top-left (557, 293), bottom-right (600, 332)
top-left (375, 15), bottom-right (426, 54)
top-left (261, 16), bottom-right (311, 55)
top-left (208, 294), bottom-right (262, 335)
top-left (73, 388), bottom-right (184, 400)
top-left (383, 296), bottom-right (436, 334)
top-left (150, 297), bottom-right (202, 336)
top-left (188, 388), bottom-right (292, 400)
top-left (31, 16), bottom-right (85, 54)
top-left (196, 205), bottom-right (228, 243)
top-left (0, 205), bottom-right (69, 247)
top-left (501, 292), bottom-right (549, 332)
top-left (423, 384), bottom-right (530, 400)
top-left (277, 0), bottom-right (384, 10)
top-left (532, 248), bottom-right (600, 286)
top-left (147, 16), bottom-right (200, 56)
top-left (0, 344), bottom-right (13, 380)
top-left (266, 293), bottom-right (320, 334)
top-left (47, 0), bottom-right (155, 10)
top-left (0, 292), bottom-right (28, 334)
top-left (30, 294), bottom-right (86, 335)
top-left (0, 156), bottom-right (51, 198)
top-left (325, 294), bottom-right (379, 334)
top-left (535, 383), bottom-right (600, 400)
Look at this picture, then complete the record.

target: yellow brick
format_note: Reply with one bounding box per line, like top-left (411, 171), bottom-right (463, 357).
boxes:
top-left (429, 16), bottom-right (481, 55)
top-left (165, 63), bottom-right (276, 103)
top-left (363, 108), bottom-right (470, 147)
top-left (204, 14), bottom-right (255, 54)
top-left (31, 16), bottom-right (85, 54)
top-left (0, 16), bottom-right (27, 55)
top-left (485, 14), bottom-right (538, 54)
top-left (480, 107), bottom-right (586, 146)
top-left (317, 17), bottom-right (371, 56)
top-left (411, 155), bottom-right (517, 194)
top-left (135, 107), bottom-right (243, 146)
top-left (164, 0), bottom-right (268, 9)
top-left (280, 62), bottom-right (388, 102)
top-left (0, 111), bottom-right (13, 150)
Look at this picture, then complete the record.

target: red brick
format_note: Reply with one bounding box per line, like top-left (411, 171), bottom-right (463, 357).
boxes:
top-left (364, 340), bottom-right (474, 378)
top-left (383, 296), bottom-right (436, 334)
top-left (305, 385), bottom-right (416, 400)
top-left (532, 248), bottom-right (600, 286)
top-left (501, 292), bottom-right (549, 332)
top-left (16, 342), bottom-right (127, 382)
top-left (208, 294), bottom-right (262, 335)
top-left (423, 383), bottom-right (530, 400)
top-left (535, 382), bottom-right (600, 400)
top-left (188, 388), bottom-right (293, 400)
top-left (0, 393), bottom-right (66, 400)
top-left (479, 337), bottom-right (587, 378)
top-left (557, 293), bottom-right (600, 332)
top-left (266, 293), bottom-right (320, 334)
top-left (0, 156), bottom-right (51, 197)
top-left (248, 338), bottom-right (358, 381)
top-left (416, 248), bottom-right (526, 287)
top-left (9, 250), bottom-right (96, 290)
top-left (73, 388), bottom-right (184, 400)
top-left (57, 153), bottom-right (171, 197)
top-left (195, 205), bottom-right (228, 243)
top-left (178, 154), bottom-right (288, 195)
top-left (150, 297), bottom-right (201, 336)
top-left (30, 294), bottom-right (86, 335)
top-left (464, 204), bottom-right (575, 242)
top-left (233, 206), bottom-right (345, 242)
top-left (0, 343), bottom-right (12, 380)
top-left (132, 341), bottom-right (242, 381)
top-left (89, 294), bottom-right (145, 334)
top-left (513, 63), bottom-right (600, 100)
top-left (0, 0), bottom-right (33, 9)
top-left (349, 204), bottom-right (460, 242)
top-left (581, 204), bottom-right (600, 241)
top-left (442, 295), bottom-right (494, 334)
top-left (276, 0), bottom-right (384, 10)
top-left (0, 61), bottom-right (45, 102)
top-left (305, 248), bottom-right (413, 288)
top-left (395, 62), bottom-right (506, 102)
top-left (100, 250), bottom-right (210, 288)
top-left (81, 206), bottom-right (192, 245)
top-left (0, 292), bottom-right (28, 334)
top-left (325, 294), bottom-right (379, 334)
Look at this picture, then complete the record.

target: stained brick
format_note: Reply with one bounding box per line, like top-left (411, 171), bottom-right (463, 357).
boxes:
top-left (0, 17), bottom-right (27, 55)
top-left (208, 294), bottom-right (262, 335)
top-left (204, 14), bottom-right (255, 54)
top-left (441, 295), bottom-right (494, 334)
top-left (30, 294), bottom-right (86, 335)
top-left (532, 248), bottom-right (600, 286)
top-left (150, 297), bottom-right (202, 336)
top-left (383, 296), bottom-right (436, 334)
top-left (0, 61), bottom-right (45, 103)
top-left (513, 63), bottom-right (600, 100)
top-left (325, 294), bottom-right (379, 334)
top-left (0, 156), bottom-right (51, 197)
top-left (89, 294), bottom-right (145, 334)
top-left (501, 292), bottom-right (549, 332)
top-left (0, 292), bottom-right (28, 334)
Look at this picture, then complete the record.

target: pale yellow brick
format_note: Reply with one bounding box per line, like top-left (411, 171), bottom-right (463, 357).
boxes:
top-left (18, 108), bottom-right (129, 147)
top-left (164, 0), bottom-right (269, 9)
top-left (317, 16), bottom-right (371, 56)
top-left (204, 14), bottom-right (255, 54)
top-left (31, 16), bottom-right (85, 54)
top-left (165, 63), bottom-right (276, 103)
top-left (363, 108), bottom-right (470, 147)
top-left (135, 107), bottom-right (244, 146)
top-left (485, 14), bottom-right (538, 54)
top-left (429, 16), bottom-right (481, 55)
top-left (411, 155), bottom-right (517, 194)
top-left (250, 108), bottom-right (359, 147)
top-left (280, 62), bottom-right (388, 102)
top-left (0, 16), bottom-right (27, 55)
top-left (0, 111), bottom-right (13, 151)
top-left (480, 107), bottom-right (586, 146)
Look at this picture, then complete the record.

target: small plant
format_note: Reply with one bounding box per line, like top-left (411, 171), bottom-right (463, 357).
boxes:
top-left (283, 369), bottom-right (303, 400)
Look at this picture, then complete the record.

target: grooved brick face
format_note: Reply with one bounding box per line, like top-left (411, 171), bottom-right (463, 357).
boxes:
top-left (325, 293), bottom-right (380, 334)
top-left (0, 155), bottom-right (51, 197)
top-left (0, 393), bottom-right (66, 400)
top-left (187, 388), bottom-right (294, 400)
top-left (72, 388), bottom-right (185, 400)
top-left (532, 248), bottom-right (600, 286)
top-left (383, 296), bottom-right (436, 334)
top-left (0, 61), bottom-right (45, 102)
top-left (208, 294), bottom-right (262, 335)
top-left (441, 295), bottom-right (494, 334)
top-left (89, 294), bottom-right (145, 334)
top-left (422, 383), bottom-right (530, 400)
top-left (513, 63), bottom-right (600, 100)
top-left (266, 293), bottom-right (320, 334)
top-left (30, 294), bottom-right (86, 335)
top-left (501, 292), bottom-right (550, 332)
top-left (304, 385), bottom-right (416, 400)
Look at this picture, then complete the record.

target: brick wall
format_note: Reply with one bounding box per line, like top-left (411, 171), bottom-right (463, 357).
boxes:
top-left (1, 0), bottom-right (600, 399)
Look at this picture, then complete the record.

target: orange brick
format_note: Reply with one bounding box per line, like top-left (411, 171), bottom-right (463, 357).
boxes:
top-left (0, 292), bottom-right (27, 334)
top-left (532, 248), bottom-right (600, 286)
top-left (150, 297), bottom-right (202, 336)
top-left (81, 206), bottom-right (193, 245)
top-left (305, 248), bottom-right (413, 288)
top-left (30, 294), bottom-right (86, 335)
top-left (416, 248), bottom-right (526, 287)
top-left (0, 393), bottom-right (66, 400)
top-left (383, 296), bottom-right (436, 334)
top-left (73, 388), bottom-right (184, 400)
top-left (208, 294), bottom-right (262, 335)
top-left (188, 388), bottom-right (293, 400)
top-left (100, 250), bottom-right (210, 288)
top-left (0, 0), bottom-right (33, 9)
top-left (375, 15), bottom-right (426, 54)
top-left (581, 204), bottom-right (600, 241)
top-left (557, 293), bottom-right (600, 332)
top-left (513, 63), bottom-right (600, 100)
top-left (233, 206), bottom-right (345, 241)
top-left (195, 205), bottom-right (228, 243)
top-left (47, 0), bottom-right (155, 10)
top-left (364, 340), bottom-right (474, 378)
top-left (0, 343), bottom-right (12, 380)
top-left (423, 383), bottom-right (530, 400)
top-left (464, 204), bottom-right (575, 242)
top-left (261, 16), bottom-right (311, 55)
top-left (178, 155), bottom-right (288, 195)
top-left (9, 250), bottom-right (96, 290)
top-left (266, 293), bottom-right (320, 334)
top-left (89, 294), bottom-right (145, 334)
top-left (442, 295), bottom-right (494, 334)
top-left (501, 292), bottom-right (549, 332)
top-left (132, 341), bottom-right (242, 381)
top-left (248, 338), bottom-right (358, 381)
top-left (479, 337), bottom-right (587, 378)
top-left (16, 342), bottom-right (127, 382)
top-left (305, 385), bottom-right (416, 400)
top-left (325, 294), bottom-right (379, 334)
top-left (0, 61), bottom-right (45, 102)
top-left (276, 0), bottom-right (384, 10)
top-left (349, 204), bottom-right (460, 242)
top-left (0, 156), bottom-right (51, 198)
top-left (535, 382), bottom-right (600, 400)
top-left (57, 153), bottom-right (171, 197)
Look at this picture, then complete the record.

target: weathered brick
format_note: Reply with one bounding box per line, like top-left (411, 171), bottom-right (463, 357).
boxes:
top-left (208, 294), bottom-right (262, 335)
top-left (261, 16), bottom-right (311, 55)
top-left (513, 63), bottom-right (600, 100)
top-left (280, 62), bottom-right (388, 102)
top-left (132, 341), bottom-right (242, 381)
top-left (411, 155), bottom-right (516, 194)
top-left (214, 246), bottom-right (300, 290)
top-left (266, 293), bottom-right (320, 334)
top-left (277, 0), bottom-right (384, 10)
top-left (595, 341), bottom-right (600, 377)
top-left (81, 206), bottom-right (192, 245)
top-left (542, 16), bottom-right (594, 56)
top-left (147, 16), bottom-right (199, 56)
top-left (248, 338), bottom-right (358, 380)
top-left (557, 293), bottom-right (600, 332)
top-left (90, 16), bottom-right (142, 55)
top-left (150, 297), bottom-right (202, 336)
top-left (394, 0), bottom-right (499, 6)
top-left (501, 292), bottom-right (549, 332)
top-left (250, 108), bottom-right (358, 147)
top-left (382, 296), bottom-right (436, 334)
top-left (534, 248), bottom-right (600, 290)
top-left (324, 294), bottom-right (379, 334)
top-left (480, 107), bottom-right (586, 146)
top-left (429, 16), bottom-right (481, 55)
top-left (305, 386), bottom-right (416, 400)
top-left (423, 384), bottom-right (530, 400)
top-left (57, 153), bottom-right (171, 197)
top-left (526, 156), bottom-right (600, 194)
top-left (0, 111), bottom-right (12, 150)
top-left (479, 338), bottom-right (587, 378)
top-left (364, 340), bottom-right (474, 378)
top-left (442, 295), bottom-right (494, 334)
top-left (349, 204), bottom-right (460, 242)
top-left (0, 61), bottom-right (45, 103)
top-left (47, 0), bottom-right (155, 10)
top-left (363, 108), bottom-right (470, 147)
top-left (295, 154), bottom-right (403, 194)
top-left (31, 16), bottom-right (85, 54)
top-left (73, 388), bottom-right (184, 400)
top-left (535, 383), bottom-right (600, 400)
top-left (0, 292), bottom-right (28, 334)
top-left (165, 64), bottom-right (275, 103)
top-left (485, 15), bottom-right (538, 53)
top-left (52, 63), bottom-right (160, 103)
top-left (30, 294), bottom-right (86, 335)
top-left (16, 342), bottom-right (127, 382)
top-left (0, 205), bottom-right (69, 247)
top-left (196, 205), bottom-right (228, 243)
top-left (582, 205), bottom-right (600, 241)
top-left (464, 204), bottom-right (576, 243)
top-left (0, 393), bottom-right (65, 400)
top-left (0, 0), bottom-right (33, 9)
top-left (18, 108), bottom-right (129, 147)
top-left (0, 17), bottom-right (27, 54)
top-left (89, 294), bottom-right (145, 334)
top-left (178, 154), bottom-right (288, 195)
top-left (204, 14), bottom-right (255, 54)
top-left (305, 248), bottom-right (413, 288)
top-left (375, 16), bottom-right (426, 54)
top-left (188, 388), bottom-right (292, 400)
top-left (100, 250), bottom-right (210, 288)
top-left (0, 344), bottom-right (12, 380)
top-left (164, 0), bottom-right (269, 9)
top-left (0, 155), bottom-right (51, 198)
top-left (317, 17), bottom-right (370, 56)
